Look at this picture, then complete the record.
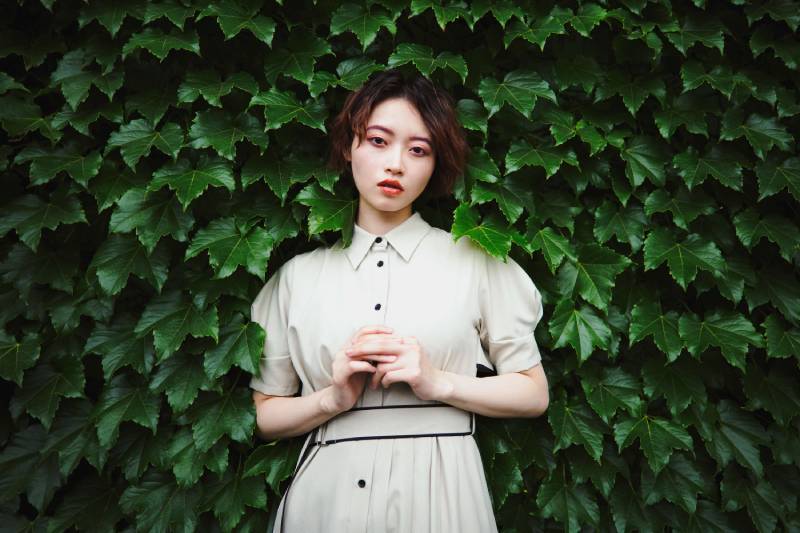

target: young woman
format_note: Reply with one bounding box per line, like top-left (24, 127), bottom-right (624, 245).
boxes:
top-left (250, 69), bottom-right (549, 533)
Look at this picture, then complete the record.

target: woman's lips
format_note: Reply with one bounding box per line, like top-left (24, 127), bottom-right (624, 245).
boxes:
top-left (378, 180), bottom-right (403, 196)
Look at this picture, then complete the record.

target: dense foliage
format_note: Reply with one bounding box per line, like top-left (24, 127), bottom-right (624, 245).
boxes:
top-left (1, 0), bottom-right (798, 530)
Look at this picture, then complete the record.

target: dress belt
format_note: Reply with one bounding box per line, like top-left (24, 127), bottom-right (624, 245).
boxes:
top-left (312, 403), bottom-right (475, 445)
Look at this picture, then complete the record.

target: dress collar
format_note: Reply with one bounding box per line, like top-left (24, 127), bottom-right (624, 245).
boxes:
top-left (344, 212), bottom-right (432, 269)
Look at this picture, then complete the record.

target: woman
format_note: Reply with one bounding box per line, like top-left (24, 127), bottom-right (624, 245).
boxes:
top-left (250, 69), bottom-right (549, 533)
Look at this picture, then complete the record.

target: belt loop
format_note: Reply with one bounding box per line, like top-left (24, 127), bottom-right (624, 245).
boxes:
top-left (470, 412), bottom-right (476, 436)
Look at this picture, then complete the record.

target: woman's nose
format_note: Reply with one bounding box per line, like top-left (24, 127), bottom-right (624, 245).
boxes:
top-left (385, 146), bottom-right (404, 174)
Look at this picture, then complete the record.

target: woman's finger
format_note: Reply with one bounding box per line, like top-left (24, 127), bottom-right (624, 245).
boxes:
top-left (347, 353), bottom-right (397, 363)
top-left (347, 360), bottom-right (377, 375)
top-left (381, 368), bottom-right (417, 388)
top-left (346, 340), bottom-right (404, 356)
top-left (351, 325), bottom-right (393, 343)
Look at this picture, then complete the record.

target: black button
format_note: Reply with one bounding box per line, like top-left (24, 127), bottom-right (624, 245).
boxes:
top-left (377, 260), bottom-right (384, 267)
top-left (358, 479), bottom-right (366, 488)
top-left (374, 303), bottom-right (381, 310)
top-left (375, 237), bottom-right (383, 243)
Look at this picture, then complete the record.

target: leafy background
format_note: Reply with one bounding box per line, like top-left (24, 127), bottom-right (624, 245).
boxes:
top-left (1, 0), bottom-right (798, 531)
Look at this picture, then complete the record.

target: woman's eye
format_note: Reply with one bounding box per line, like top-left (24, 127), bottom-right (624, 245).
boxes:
top-left (369, 137), bottom-right (385, 145)
top-left (411, 147), bottom-right (427, 155)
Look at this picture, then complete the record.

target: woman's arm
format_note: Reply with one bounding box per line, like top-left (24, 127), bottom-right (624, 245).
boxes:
top-left (434, 364), bottom-right (549, 418)
top-left (350, 337), bottom-right (550, 419)
top-left (253, 387), bottom-right (344, 440)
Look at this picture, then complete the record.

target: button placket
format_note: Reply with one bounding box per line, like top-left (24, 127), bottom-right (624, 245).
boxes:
top-left (371, 238), bottom-right (389, 321)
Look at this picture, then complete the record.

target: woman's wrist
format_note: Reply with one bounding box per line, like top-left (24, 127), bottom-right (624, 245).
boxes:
top-left (319, 386), bottom-right (347, 416)
top-left (431, 369), bottom-right (456, 402)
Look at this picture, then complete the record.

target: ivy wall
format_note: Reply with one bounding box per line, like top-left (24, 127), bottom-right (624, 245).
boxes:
top-left (1, 0), bottom-right (798, 531)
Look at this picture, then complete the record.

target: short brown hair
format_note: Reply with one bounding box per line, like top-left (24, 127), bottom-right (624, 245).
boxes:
top-left (327, 68), bottom-right (470, 198)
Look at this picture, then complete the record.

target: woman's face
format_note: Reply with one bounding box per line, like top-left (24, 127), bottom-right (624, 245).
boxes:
top-left (347, 97), bottom-right (435, 217)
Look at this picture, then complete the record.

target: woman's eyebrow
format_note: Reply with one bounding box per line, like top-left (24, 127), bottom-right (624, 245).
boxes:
top-left (366, 124), bottom-right (432, 145)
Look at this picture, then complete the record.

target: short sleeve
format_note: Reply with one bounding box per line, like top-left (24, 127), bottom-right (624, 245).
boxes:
top-left (249, 259), bottom-right (300, 396)
top-left (477, 253), bottom-right (544, 374)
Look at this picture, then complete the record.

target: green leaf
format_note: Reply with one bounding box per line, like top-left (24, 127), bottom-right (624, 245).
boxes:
top-left (594, 71), bottom-right (666, 116)
top-left (679, 311), bottom-right (763, 371)
top-left (249, 88), bottom-right (327, 132)
top-left (756, 155), bottom-right (800, 202)
top-left (733, 207), bottom-right (799, 262)
top-left (750, 24), bottom-right (799, 70)
top-left (672, 144), bottom-right (744, 190)
top-left (524, 223), bottom-right (576, 274)
top-left (93, 373), bottom-right (159, 448)
top-left (745, 0), bottom-right (800, 31)
top-left (629, 301), bottom-right (683, 362)
top-left (43, 399), bottom-right (107, 477)
top-left (242, 154), bottom-right (315, 202)
top-left (149, 351), bottom-right (209, 412)
top-left (763, 315), bottom-right (800, 360)
top-left (503, 6), bottom-right (572, 50)
top-left (295, 182), bottom-right (357, 243)
top-left (109, 188), bottom-right (195, 251)
top-left (263, 32), bottom-right (332, 85)
top-left (185, 217), bottom-right (274, 279)
top-left (189, 110), bottom-right (267, 160)
top-left (470, 174), bottom-right (534, 224)
top-left (620, 135), bottom-right (670, 187)
top-left (0, 333), bottom-right (41, 386)
top-left (642, 356), bottom-right (706, 416)
top-left (122, 27), bottom-right (200, 61)
top-left (549, 395), bottom-right (605, 462)
top-left (50, 50), bottom-right (109, 110)
top-left (10, 356), bottom-right (84, 429)
top-left (653, 93), bottom-right (711, 140)
top-left (205, 316), bottom-right (265, 379)
top-left (199, 0), bottom-right (276, 45)
top-left (553, 54), bottom-right (602, 93)
top-left (330, 3), bottom-right (396, 51)
top-left (143, 0), bottom-right (196, 30)
top-left (188, 388), bottom-right (255, 451)
top-left (478, 69), bottom-right (556, 118)
top-left (204, 468), bottom-right (267, 530)
top-left (680, 60), bottom-right (737, 98)
top-left (549, 299), bottom-right (612, 362)
top-left (451, 203), bottom-right (512, 259)
top-left (593, 200), bottom-right (647, 252)
top-left (135, 291), bottom-right (219, 360)
top-left (457, 99), bottom-right (488, 137)
top-left (47, 473), bottom-right (121, 531)
top-left (84, 317), bottom-right (155, 380)
top-left (580, 366), bottom-right (642, 424)
top-left (178, 69), bottom-right (258, 107)
top-left (89, 235), bottom-right (169, 295)
top-left (505, 140), bottom-right (577, 177)
top-left (537, 470), bottom-right (600, 533)
top-left (106, 119), bottom-right (184, 170)
top-left (641, 454), bottom-right (704, 513)
top-left (409, 0), bottom-right (472, 30)
top-left (721, 466), bottom-right (782, 533)
top-left (165, 428), bottom-right (229, 486)
top-left (0, 425), bottom-right (60, 513)
top-left (387, 43), bottom-right (468, 82)
top-left (705, 401), bottom-right (768, 476)
top-left (243, 441), bottom-right (302, 494)
top-left (570, 3), bottom-right (608, 36)
top-left (0, 243), bottom-right (79, 298)
top-left (664, 13), bottom-right (727, 55)
top-left (557, 244), bottom-right (631, 311)
top-left (0, 191), bottom-right (86, 251)
top-left (335, 57), bottom-right (384, 90)
top-left (149, 156), bottom-right (235, 209)
top-left (643, 228), bottom-right (725, 290)
top-left (0, 95), bottom-right (61, 142)
top-left (745, 265), bottom-right (800, 324)
top-left (743, 363), bottom-right (800, 426)
top-left (720, 110), bottom-right (793, 160)
top-left (644, 187), bottom-right (716, 230)
top-left (78, 0), bottom-right (146, 37)
top-left (119, 470), bottom-right (202, 533)
top-left (14, 143), bottom-right (102, 187)
top-left (614, 409), bottom-right (693, 474)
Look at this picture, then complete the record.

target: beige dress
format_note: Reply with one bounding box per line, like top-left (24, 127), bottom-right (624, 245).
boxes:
top-left (249, 211), bottom-right (544, 533)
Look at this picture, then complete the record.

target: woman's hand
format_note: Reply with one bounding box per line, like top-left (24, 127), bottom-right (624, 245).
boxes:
top-left (345, 336), bottom-right (451, 402)
top-left (323, 325), bottom-right (399, 414)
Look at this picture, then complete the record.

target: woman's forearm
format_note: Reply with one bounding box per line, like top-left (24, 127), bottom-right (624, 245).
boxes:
top-left (253, 386), bottom-right (344, 440)
top-left (434, 365), bottom-right (549, 418)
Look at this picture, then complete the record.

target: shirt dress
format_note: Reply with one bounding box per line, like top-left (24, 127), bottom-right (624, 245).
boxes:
top-left (249, 211), bottom-right (544, 533)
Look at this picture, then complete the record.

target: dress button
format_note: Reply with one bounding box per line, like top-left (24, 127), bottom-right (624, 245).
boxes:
top-left (375, 237), bottom-right (383, 243)
top-left (374, 303), bottom-right (381, 310)
top-left (377, 260), bottom-right (384, 267)
top-left (358, 479), bottom-right (366, 488)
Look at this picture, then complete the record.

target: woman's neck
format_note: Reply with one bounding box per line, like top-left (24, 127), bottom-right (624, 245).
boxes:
top-left (355, 201), bottom-right (413, 236)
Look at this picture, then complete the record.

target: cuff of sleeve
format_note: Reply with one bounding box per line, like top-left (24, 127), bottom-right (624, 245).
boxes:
top-left (249, 377), bottom-right (300, 397)
top-left (489, 333), bottom-right (542, 374)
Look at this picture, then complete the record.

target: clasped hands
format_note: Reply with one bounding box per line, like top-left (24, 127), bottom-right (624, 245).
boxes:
top-left (328, 324), bottom-right (450, 414)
